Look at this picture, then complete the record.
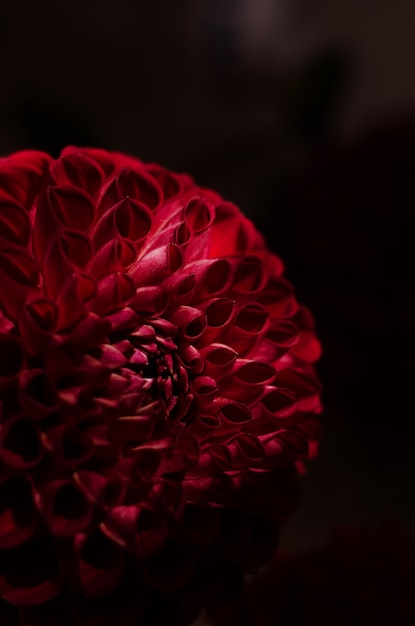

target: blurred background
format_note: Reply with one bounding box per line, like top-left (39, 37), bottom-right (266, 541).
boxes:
top-left (1, 0), bottom-right (414, 603)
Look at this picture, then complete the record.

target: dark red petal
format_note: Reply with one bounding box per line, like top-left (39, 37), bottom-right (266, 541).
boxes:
top-left (0, 156), bottom-right (50, 210)
top-left (89, 237), bottom-right (137, 278)
top-left (101, 505), bottom-right (168, 558)
top-left (231, 255), bottom-right (268, 296)
top-left (116, 168), bottom-right (163, 210)
top-left (162, 434), bottom-right (200, 473)
top-left (42, 229), bottom-right (92, 297)
top-left (0, 476), bottom-right (37, 548)
top-left (0, 334), bottom-right (24, 383)
top-left (47, 186), bottom-right (95, 232)
top-left (170, 306), bottom-right (207, 341)
top-left (7, 149), bottom-right (51, 173)
top-left (72, 146), bottom-right (116, 177)
top-left (145, 164), bottom-right (182, 200)
top-left (75, 471), bottom-right (125, 510)
top-left (0, 199), bottom-right (31, 246)
top-left (99, 167), bottom-right (162, 214)
top-left (184, 197), bottom-right (215, 234)
top-left (0, 536), bottom-right (61, 606)
top-left (92, 273), bottom-right (135, 315)
top-left (261, 389), bottom-right (297, 418)
top-left (0, 416), bottom-right (44, 469)
top-left (56, 273), bottom-right (97, 329)
top-left (74, 530), bottom-right (125, 597)
top-left (36, 481), bottom-right (93, 536)
top-left (209, 203), bottom-right (258, 257)
top-left (131, 286), bottom-right (167, 316)
top-left (189, 258), bottom-right (232, 295)
top-left (50, 153), bottom-right (105, 195)
top-left (92, 198), bottom-right (152, 250)
top-left (185, 412), bottom-right (221, 440)
top-left (290, 329), bottom-right (322, 362)
top-left (227, 434), bottom-right (265, 468)
top-left (162, 272), bottom-right (196, 307)
top-left (196, 444), bottom-right (233, 472)
top-left (131, 243), bottom-right (183, 284)
top-left (0, 250), bottom-right (39, 319)
top-left (19, 299), bottom-right (58, 357)
top-left (202, 344), bottom-right (238, 378)
top-left (233, 361), bottom-right (276, 385)
top-left (192, 376), bottom-right (218, 408)
top-left (257, 277), bottom-right (298, 318)
top-left (217, 401), bottom-right (253, 426)
top-left (225, 303), bottom-right (269, 355)
top-left (19, 369), bottom-right (59, 418)
top-left (42, 425), bottom-right (94, 469)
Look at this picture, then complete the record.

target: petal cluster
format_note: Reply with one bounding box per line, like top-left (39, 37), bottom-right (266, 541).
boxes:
top-left (0, 147), bottom-right (322, 623)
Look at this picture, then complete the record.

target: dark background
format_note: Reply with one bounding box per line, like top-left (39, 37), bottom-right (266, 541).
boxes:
top-left (1, 0), bottom-right (414, 602)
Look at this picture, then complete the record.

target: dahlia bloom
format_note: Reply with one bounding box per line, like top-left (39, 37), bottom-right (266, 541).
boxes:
top-left (0, 147), bottom-right (322, 624)
top-left (210, 525), bottom-right (415, 626)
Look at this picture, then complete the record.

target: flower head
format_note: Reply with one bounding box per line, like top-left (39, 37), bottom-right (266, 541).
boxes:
top-left (0, 147), bottom-right (322, 623)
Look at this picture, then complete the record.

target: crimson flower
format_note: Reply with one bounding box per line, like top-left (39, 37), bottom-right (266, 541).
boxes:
top-left (210, 525), bottom-right (415, 626)
top-left (0, 147), bottom-right (322, 624)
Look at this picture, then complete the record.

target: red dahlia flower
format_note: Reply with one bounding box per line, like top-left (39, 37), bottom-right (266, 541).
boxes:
top-left (0, 147), bottom-right (322, 624)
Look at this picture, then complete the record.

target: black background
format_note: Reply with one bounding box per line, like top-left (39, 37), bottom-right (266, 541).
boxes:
top-left (1, 0), bottom-right (414, 578)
